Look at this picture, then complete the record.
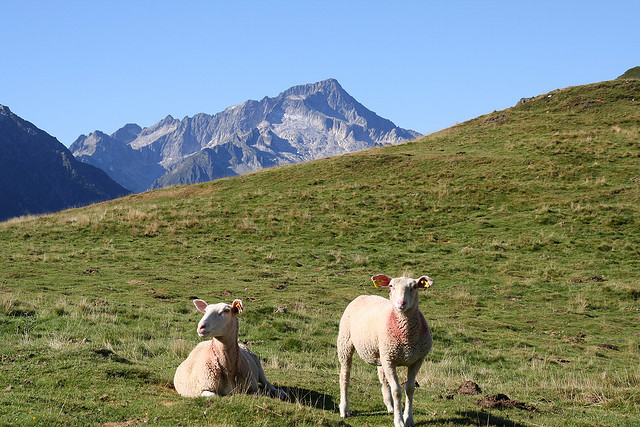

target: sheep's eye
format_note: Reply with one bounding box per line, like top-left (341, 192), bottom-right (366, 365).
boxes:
top-left (222, 308), bottom-right (231, 314)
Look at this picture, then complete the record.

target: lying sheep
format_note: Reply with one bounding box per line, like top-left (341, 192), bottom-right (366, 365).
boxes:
top-left (174, 298), bottom-right (285, 399)
top-left (337, 274), bottom-right (434, 427)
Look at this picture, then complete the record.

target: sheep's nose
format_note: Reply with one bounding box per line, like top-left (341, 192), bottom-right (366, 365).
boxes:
top-left (197, 323), bottom-right (206, 334)
top-left (396, 299), bottom-right (407, 310)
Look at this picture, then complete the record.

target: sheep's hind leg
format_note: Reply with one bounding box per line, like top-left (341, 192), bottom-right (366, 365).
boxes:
top-left (254, 359), bottom-right (287, 400)
top-left (377, 365), bottom-right (394, 413)
top-left (262, 380), bottom-right (287, 400)
top-left (337, 340), bottom-right (354, 417)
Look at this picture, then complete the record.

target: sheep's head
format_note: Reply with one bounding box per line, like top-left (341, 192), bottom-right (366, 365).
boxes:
top-left (372, 274), bottom-right (433, 313)
top-left (193, 299), bottom-right (244, 338)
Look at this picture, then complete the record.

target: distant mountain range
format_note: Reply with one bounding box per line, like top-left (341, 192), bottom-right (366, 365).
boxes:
top-left (70, 79), bottom-right (421, 192)
top-left (0, 105), bottom-right (131, 222)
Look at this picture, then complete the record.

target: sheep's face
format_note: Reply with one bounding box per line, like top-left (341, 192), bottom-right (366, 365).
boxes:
top-left (193, 299), bottom-right (243, 338)
top-left (372, 275), bottom-right (433, 313)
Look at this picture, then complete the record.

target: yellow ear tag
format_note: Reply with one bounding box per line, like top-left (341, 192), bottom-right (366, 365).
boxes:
top-left (419, 277), bottom-right (432, 288)
top-left (372, 277), bottom-right (383, 288)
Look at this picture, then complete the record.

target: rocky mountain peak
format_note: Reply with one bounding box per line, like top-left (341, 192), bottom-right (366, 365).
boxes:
top-left (112, 123), bottom-right (142, 144)
top-left (71, 79), bottom-right (420, 192)
top-left (282, 78), bottom-right (344, 97)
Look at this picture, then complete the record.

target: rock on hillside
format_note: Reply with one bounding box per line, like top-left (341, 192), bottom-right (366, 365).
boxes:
top-left (0, 105), bottom-right (132, 222)
top-left (70, 79), bottom-right (421, 192)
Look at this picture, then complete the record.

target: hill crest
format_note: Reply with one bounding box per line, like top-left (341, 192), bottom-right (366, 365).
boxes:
top-left (617, 66), bottom-right (640, 80)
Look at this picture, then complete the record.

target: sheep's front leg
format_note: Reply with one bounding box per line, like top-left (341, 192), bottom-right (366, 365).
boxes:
top-left (200, 391), bottom-right (217, 397)
top-left (382, 362), bottom-right (405, 427)
top-left (377, 366), bottom-right (394, 413)
top-left (403, 359), bottom-right (423, 427)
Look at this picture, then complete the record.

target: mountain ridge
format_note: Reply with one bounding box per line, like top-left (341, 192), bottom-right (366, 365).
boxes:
top-left (0, 105), bottom-right (131, 222)
top-left (70, 79), bottom-right (420, 192)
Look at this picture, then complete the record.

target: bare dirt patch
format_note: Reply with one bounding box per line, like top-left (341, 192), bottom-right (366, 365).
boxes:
top-left (477, 393), bottom-right (537, 412)
top-left (598, 343), bottom-right (619, 351)
top-left (456, 381), bottom-right (482, 395)
top-left (441, 381), bottom-right (482, 400)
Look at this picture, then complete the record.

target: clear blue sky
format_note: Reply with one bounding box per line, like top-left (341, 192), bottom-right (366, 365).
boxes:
top-left (1, 1), bottom-right (638, 146)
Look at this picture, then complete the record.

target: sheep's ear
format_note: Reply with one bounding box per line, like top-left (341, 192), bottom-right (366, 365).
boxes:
top-left (231, 299), bottom-right (244, 315)
top-left (371, 274), bottom-right (392, 288)
top-left (194, 299), bottom-right (208, 313)
top-left (415, 276), bottom-right (434, 288)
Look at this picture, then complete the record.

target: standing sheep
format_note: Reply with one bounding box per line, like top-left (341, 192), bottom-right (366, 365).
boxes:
top-left (337, 274), bottom-right (434, 427)
top-left (174, 298), bottom-right (285, 399)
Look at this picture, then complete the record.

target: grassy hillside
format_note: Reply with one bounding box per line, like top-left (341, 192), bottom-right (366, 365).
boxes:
top-left (618, 66), bottom-right (640, 80)
top-left (1, 79), bottom-right (639, 426)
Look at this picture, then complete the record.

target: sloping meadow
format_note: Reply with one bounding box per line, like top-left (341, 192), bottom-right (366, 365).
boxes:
top-left (1, 79), bottom-right (638, 425)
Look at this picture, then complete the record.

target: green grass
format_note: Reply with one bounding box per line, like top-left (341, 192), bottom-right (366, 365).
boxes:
top-left (618, 66), bottom-right (640, 80)
top-left (1, 79), bottom-right (639, 426)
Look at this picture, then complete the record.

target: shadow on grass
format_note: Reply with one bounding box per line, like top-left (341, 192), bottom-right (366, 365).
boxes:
top-left (342, 409), bottom-right (531, 427)
top-left (279, 386), bottom-right (338, 412)
top-left (425, 410), bottom-right (530, 427)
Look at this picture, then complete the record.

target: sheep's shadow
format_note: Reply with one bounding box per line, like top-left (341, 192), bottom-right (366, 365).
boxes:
top-left (427, 411), bottom-right (530, 427)
top-left (345, 410), bottom-right (530, 427)
top-left (278, 386), bottom-right (338, 412)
